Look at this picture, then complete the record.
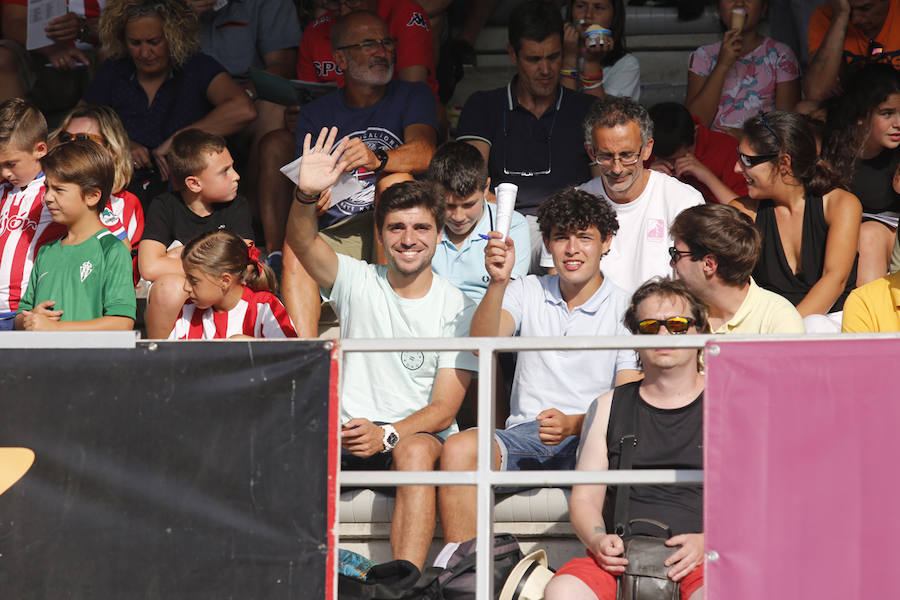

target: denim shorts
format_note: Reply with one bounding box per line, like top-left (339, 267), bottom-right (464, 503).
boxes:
top-left (494, 420), bottom-right (579, 472)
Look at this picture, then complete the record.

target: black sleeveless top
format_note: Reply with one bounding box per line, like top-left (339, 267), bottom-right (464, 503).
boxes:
top-left (603, 381), bottom-right (703, 536)
top-left (850, 149), bottom-right (900, 215)
top-left (752, 196), bottom-right (857, 312)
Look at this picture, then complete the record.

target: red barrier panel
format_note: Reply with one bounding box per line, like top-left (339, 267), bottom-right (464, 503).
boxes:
top-left (705, 338), bottom-right (900, 598)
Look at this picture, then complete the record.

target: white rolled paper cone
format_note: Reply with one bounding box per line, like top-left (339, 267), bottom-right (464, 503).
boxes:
top-left (494, 183), bottom-right (518, 238)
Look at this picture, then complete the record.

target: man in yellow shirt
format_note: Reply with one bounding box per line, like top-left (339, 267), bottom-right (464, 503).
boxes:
top-left (842, 271), bottom-right (900, 332)
top-left (669, 204), bottom-right (805, 334)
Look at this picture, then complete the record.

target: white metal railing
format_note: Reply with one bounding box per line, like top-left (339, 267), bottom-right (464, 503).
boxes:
top-left (338, 334), bottom-right (723, 600)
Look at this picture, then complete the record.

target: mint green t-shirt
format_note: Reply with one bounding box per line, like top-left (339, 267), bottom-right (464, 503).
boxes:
top-left (19, 229), bottom-right (136, 322)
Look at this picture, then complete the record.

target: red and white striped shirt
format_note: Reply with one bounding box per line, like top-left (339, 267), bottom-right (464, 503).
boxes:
top-left (0, 176), bottom-right (64, 317)
top-left (101, 190), bottom-right (144, 245)
top-left (169, 286), bottom-right (298, 340)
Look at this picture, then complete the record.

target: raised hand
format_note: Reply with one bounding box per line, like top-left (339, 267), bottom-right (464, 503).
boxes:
top-left (297, 127), bottom-right (350, 198)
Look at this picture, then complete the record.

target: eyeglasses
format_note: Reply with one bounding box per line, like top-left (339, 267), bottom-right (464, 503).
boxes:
top-left (335, 38), bottom-right (397, 53)
top-left (738, 151), bottom-right (778, 168)
top-left (323, 0), bottom-right (364, 9)
top-left (591, 145), bottom-right (643, 168)
top-left (668, 246), bottom-right (696, 263)
top-left (59, 131), bottom-right (105, 145)
top-left (637, 317), bottom-right (696, 335)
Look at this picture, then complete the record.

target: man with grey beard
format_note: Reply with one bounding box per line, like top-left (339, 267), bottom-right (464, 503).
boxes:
top-left (291, 11), bottom-right (438, 238)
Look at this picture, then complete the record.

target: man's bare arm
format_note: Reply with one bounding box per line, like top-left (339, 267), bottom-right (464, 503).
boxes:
top-left (804, 0), bottom-right (850, 101)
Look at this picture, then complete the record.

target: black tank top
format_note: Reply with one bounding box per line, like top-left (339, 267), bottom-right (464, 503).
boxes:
top-left (752, 195), bottom-right (857, 312)
top-left (850, 149), bottom-right (900, 214)
top-left (603, 381), bottom-right (703, 536)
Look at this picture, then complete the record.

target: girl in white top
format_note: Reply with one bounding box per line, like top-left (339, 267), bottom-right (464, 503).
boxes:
top-left (169, 229), bottom-right (296, 340)
top-left (561, 0), bottom-right (640, 100)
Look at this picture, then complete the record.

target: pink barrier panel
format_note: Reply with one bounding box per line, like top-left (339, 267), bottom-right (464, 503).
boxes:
top-left (705, 338), bottom-right (900, 599)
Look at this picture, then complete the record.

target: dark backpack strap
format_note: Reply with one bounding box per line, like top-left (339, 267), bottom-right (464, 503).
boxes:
top-left (613, 392), bottom-right (640, 537)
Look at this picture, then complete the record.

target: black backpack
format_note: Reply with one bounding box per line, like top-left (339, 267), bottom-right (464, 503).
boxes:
top-left (338, 534), bottom-right (523, 600)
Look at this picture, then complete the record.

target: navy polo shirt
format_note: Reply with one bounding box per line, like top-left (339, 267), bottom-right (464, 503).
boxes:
top-left (456, 80), bottom-right (595, 215)
top-left (84, 53), bottom-right (226, 150)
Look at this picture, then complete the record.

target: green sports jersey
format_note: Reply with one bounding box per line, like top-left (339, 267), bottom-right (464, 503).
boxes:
top-left (19, 228), bottom-right (136, 322)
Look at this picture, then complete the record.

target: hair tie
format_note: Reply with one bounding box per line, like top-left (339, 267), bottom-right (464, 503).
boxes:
top-left (248, 242), bottom-right (262, 275)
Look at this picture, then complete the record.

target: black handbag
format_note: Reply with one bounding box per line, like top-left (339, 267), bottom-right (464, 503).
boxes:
top-left (612, 400), bottom-right (680, 600)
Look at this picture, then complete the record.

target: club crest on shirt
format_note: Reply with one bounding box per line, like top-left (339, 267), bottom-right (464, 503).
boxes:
top-left (401, 351), bottom-right (424, 370)
top-left (406, 12), bottom-right (429, 30)
top-left (334, 128), bottom-right (403, 216)
top-left (100, 207), bottom-right (118, 227)
top-left (80, 261), bottom-right (93, 282)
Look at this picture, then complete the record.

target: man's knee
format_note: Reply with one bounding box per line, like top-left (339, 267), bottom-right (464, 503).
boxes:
top-left (260, 127), bottom-right (296, 160)
top-left (440, 429), bottom-right (480, 470)
top-left (392, 434), bottom-right (441, 470)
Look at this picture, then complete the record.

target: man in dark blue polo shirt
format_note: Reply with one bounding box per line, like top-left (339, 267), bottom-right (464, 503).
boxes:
top-left (455, 0), bottom-right (595, 272)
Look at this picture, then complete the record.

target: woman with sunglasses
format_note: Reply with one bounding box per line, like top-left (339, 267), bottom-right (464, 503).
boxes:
top-left (83, 0), bottom-right (255, 202)
top-left (730, 111), bottom-right (861, 332)
top-left (51, 104), bottom-right (145, 250)
top-left (821, 63), bottom-right (900, 287)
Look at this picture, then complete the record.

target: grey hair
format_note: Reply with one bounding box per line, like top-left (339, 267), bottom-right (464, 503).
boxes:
top-left (583, 96), bottom-right (654, 148)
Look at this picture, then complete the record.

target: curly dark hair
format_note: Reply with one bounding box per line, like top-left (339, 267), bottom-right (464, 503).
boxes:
top-left (375, 180), bottom-right (446, 231)
top-left (821, 63), bottom-right (900, 189)
top-left (536, 187), bottom-right (619, 240)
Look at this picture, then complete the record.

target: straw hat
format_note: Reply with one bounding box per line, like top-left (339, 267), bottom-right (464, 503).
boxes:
top-left (498, 549), bottom-right (555, 600)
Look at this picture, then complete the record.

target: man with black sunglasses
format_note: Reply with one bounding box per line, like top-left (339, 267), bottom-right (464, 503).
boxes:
top-left (669, 204), bottom-right (804, 334)
top-left (570, 96), bottom-right (703, 296)
top-left (546, 277), bottom-right (707, 600)
top-left (456, 0), bottom-right (596, 272)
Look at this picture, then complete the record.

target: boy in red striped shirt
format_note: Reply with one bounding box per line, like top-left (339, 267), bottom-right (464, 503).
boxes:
top-left (0, 98), bottom-right (63, 330)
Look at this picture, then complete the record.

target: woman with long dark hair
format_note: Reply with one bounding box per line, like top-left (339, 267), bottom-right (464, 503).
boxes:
top-left (821, 63), bottom-right (900, 287)
top-left (730, 110), bottom-right (861, 331)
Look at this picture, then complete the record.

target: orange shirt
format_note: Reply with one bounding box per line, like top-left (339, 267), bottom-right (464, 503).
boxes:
top-left (807, 1), bottom-right (900, 71)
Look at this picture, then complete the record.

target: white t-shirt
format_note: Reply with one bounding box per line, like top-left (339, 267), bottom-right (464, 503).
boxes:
top-left (576, 171), bottom-right (704, 296)
top-left (602, 53), bottom-right (641, 101)
top-left (501, 274), bottom-right (638, 428)
top-left (330, 254), bottom-right (478, 437)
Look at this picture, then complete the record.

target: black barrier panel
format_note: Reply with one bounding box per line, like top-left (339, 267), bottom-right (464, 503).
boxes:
top-left (0, 340), bottom-right (334, 599)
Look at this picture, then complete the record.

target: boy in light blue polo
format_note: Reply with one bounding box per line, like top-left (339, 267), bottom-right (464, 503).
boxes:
top-left (427, 141), bottom-right (530, 302)
top-left (437, 187), bottom-right (642, 546)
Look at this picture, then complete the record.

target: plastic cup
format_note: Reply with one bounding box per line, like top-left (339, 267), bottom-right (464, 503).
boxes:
top-left (494, 183), bottom-right (518, 238)
top-left (731, 8), bottom-right (746, 31)
top-left (584, 25), bottom-right (612, 49)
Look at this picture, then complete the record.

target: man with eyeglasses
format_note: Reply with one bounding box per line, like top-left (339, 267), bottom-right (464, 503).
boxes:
top-left (669, 204), bottom-right (804, 334)
top-left (571, 96), bottom-right (703, 296)
top-left (805, 0), bottom-right (898, 102)
top-left (456, 0), bottom-right (596, 272)
top-left (277, 10), bottom-right (438, 334)
top-left (545, 277), bottom-right (707, 600)
top-left (297, 0), bottom-right (438, 97)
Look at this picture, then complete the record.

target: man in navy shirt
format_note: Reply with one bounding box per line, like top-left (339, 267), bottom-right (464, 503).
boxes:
top-left (456, 0), bottom-right (595, 272)
top-left (278, 10), bottom-right (438, 336)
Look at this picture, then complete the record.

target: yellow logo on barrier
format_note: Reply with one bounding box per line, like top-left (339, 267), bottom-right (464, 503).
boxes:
top-left (0, 448), bottom-right (34, 495)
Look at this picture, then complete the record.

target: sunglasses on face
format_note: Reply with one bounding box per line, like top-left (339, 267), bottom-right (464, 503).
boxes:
top-left (668, 246), bottom-right (695, 263)
top-left (637, 317), bottom-right (696, 335)
top-left (738, 151), bottom-right (778, 168)
top-left (59, 131), bottom-right (105, 145)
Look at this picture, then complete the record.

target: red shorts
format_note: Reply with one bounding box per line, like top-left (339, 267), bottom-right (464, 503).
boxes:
top-left (554, 555), bottom-right (704, 599)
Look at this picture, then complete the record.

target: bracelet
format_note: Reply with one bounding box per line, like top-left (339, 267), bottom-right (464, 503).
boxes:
top-left (560, 69), bottom-right (579, 80)
top-left (582, 81), bottom-right (604, 90)
top-left (294, 187), bottom-right (321, 205)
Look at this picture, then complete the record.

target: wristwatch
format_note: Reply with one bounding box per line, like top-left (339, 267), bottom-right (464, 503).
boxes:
top-left (76, 17), bottom-right (91, 42)
top-left (372, 148), bottom-right (389, 173)
top-left (380, 424), bottom-right (399, 453)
